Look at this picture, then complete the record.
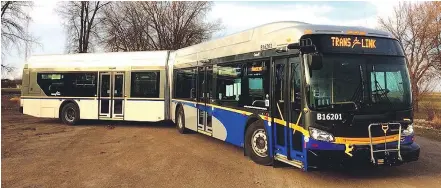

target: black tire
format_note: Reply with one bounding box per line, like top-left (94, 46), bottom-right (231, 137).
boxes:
top-left (60, 103), bottom-right (80, 125)
top-left (245, 120), bottom-right (272, 166)
top-left (176, 106), bottom-right (187, 134)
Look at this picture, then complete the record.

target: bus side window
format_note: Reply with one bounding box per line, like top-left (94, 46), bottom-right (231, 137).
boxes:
top-left (245, 60), bottom-right (269, 108)
top-left (37, 72), bottom-right (98, 97)
top-left (131, 71), bottom-right (160, 98)
top-left (216, 63), bottom-right (242, 107)
top-left (174, 68), bottom-right (197, 101)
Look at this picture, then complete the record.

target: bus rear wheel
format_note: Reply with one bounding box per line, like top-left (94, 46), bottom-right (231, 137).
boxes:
top-left (176, 107), bottom-right (187, 134)
top-left (245, 120), bottom-right (272, 166)
top-left (61, 103), bottom-right (80, 125)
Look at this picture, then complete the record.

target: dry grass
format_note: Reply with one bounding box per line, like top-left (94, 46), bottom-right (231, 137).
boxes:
top-left (416, 92), bottom-right (441, 120)
top-left (414, 127), bottom-right (441, 142)
top-left (432, 115), bottom-right (441, 129)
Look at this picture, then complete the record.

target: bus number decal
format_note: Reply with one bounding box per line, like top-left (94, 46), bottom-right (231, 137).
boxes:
top-left (317, 113), bottom-right (342, 121)
top-left (260, 43), bottom-right (272, 50)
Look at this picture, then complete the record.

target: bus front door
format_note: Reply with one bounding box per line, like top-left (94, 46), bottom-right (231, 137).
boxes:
top-left (99, 72), bottom-right (125, 120)
top-left (272, 56), bottom-right (304, 165)
top-left (197, 66), bottom-right (213, 135)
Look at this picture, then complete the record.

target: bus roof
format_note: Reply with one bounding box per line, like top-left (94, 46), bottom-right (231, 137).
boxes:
top-left (173, 21), bottom-right (394, 66)
top-left (26, 50), bottom-right (171, 69)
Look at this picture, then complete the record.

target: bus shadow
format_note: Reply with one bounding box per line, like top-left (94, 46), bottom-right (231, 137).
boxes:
top-left (305, 161), bottom-right (439, 180)
top-left (37, 118), bottom-right (176, 129)
top-left (271, 159), bottom-right (438, 180)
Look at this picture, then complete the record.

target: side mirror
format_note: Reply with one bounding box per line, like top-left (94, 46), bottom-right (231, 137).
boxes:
top-left (288, 39), bottom-right (316, 52)
top-left (306, 54), bottom-right (323, 70)
top-left (287, 43), bottom-right (300, 49)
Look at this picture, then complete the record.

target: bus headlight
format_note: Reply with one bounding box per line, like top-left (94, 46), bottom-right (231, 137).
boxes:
top-left (402, 124), bottom-right (414, 136)
top-left (309, 127), bottom-right (335, 142)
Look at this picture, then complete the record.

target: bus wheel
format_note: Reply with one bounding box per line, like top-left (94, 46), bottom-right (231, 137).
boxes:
top-left (176, 107), bottom-right (187, 134)
top-left (245, 120), bottom-right (272, 166)
top-left (61, 103), bottom-right (80, 125)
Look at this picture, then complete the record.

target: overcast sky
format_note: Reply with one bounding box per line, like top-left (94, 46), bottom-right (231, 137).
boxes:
top-left (1, 1), bottom-right (418, 79)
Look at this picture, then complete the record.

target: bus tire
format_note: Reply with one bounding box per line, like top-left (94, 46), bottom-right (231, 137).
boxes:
top-left (60, 103), bottom-right (80, 125)
top-left (176, 107), bottom-right (187, 134)
top-left (245, 120), bottom-right (272, 166)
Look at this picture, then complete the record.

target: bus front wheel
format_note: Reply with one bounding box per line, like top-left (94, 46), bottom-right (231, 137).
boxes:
top-left (245, 120), bottom-right (272, 166)
top-left (176, 107), bottom-right (187, 134)
top-left (60, 103), bottom-right (80, 125)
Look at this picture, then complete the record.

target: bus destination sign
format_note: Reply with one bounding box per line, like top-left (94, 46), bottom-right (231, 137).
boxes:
top-left (310, 35), bottom-right (404, 56)
top-left (330, 36), bottom-right (376, 49)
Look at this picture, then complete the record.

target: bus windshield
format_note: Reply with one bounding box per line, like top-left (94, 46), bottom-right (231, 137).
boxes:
top-left (307, 54), bottom-right (412, 113)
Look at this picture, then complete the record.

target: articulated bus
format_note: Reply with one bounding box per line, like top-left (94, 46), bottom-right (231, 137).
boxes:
top-left (20, 51), bottom-right (171, 124)
top-left (21, 21), bottom-right (420, 171)
top-left (169, 21), bottom-right (420, 171)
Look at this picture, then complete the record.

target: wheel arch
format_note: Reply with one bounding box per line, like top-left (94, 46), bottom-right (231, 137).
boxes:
top-left (243, 114), bottom-right (265, 156)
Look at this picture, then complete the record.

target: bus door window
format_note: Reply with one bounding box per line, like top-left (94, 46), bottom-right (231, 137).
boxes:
top-left (197, 67), bottom-right (205, 102)
top-left (274, 59), bottom-right (286, 147)
top-left (289, 57), bottom-right (303, 152)
top-left (113, 74), bottom-right (124, 115)
top-left (290, 58), bottom-right (302, 123)
top-left (274, 60), bottom-right (285, 120)
top-left (206, 66), bottom-right (213, 129)
top-left (100, 74), bottom-right (111, 114)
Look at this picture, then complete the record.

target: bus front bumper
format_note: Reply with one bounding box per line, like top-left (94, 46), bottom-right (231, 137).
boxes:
top-left (308, 142), bottom-right (420, 167)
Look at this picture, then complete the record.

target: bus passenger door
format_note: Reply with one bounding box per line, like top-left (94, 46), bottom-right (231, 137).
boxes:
top-left (112, 72), bottom-right (124, 119)
top-left (99, 72), bottom-right (125, 120)
top-left (197, 66), bottom-right (213, 135)
top-left (99, 73), bottom-right (111, 118)
top-left (272, 56), bottom-right (303, 162)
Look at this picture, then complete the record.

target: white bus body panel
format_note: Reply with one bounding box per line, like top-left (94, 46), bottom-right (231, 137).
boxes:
top-left (124, 100), bottom-right (165, 121)
top-left (78, 99), bottom-right (98, 120)
top-left (22, 99), bottom-right (41, 117)
top-left (40, 99), bottom-right (61, 118)
top-left (183, 104), bottom-right (197, 131)
top-left (212, 116), bottom-right (227, 141)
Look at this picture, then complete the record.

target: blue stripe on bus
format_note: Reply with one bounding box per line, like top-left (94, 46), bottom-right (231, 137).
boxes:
top-left (172, 99), bottom-right (413, 160)
top-left (195, 103), bottom-right (248, 146)
top-left (173, 100), bottom-right (249, 147)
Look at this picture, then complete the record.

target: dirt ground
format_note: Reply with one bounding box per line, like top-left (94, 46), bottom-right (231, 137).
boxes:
top-left (2, 95), bottom-right (441, 188)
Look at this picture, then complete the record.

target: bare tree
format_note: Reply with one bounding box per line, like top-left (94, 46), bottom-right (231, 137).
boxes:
top-left (1, 1), bottom-right (36, 74)
top-left (57, 1), bottom-right (109, 53)
top-left (100, 2), bottom-right (151, 52)
top-left (100, 1), bottom-right (222, 52)
top-left (378, 2), bottom-right (441, 111)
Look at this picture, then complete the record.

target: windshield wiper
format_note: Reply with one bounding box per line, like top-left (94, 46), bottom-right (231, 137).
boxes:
top-left (372, 65), bottom-right (391, 103)
top-left (350, 65), bottom-right (365, 108)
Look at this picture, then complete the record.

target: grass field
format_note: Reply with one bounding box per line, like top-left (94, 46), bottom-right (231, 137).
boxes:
top-left (415, 92), bottom-right (441, 120)
top-left (415, 127), bottom-right (441, 142)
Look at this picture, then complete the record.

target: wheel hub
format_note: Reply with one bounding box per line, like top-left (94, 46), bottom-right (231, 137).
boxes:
top-left (65, 108), bottom-right (75, 122)
top-left (251, 129), bottom-right (268, 157)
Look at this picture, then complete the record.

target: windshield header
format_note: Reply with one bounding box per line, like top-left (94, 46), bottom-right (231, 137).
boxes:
top-left (305, 35), bottom-right (405, 56)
